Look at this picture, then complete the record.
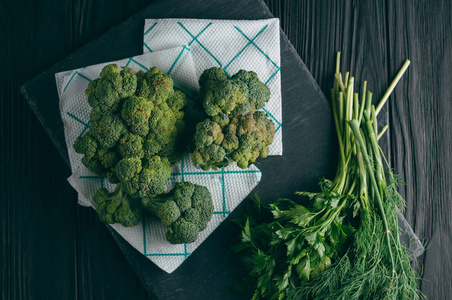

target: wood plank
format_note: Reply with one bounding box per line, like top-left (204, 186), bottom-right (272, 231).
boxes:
top-left (387, 0), bottom-right (452, 298)
top-left (280, 0), bottom-right (391, 156)
top-left (0, 0), bottom-right (77, 298)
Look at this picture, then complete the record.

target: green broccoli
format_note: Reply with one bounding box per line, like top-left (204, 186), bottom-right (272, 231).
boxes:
top-left (74, 131), bottom-right (120, 174)
top-left (198, 67), bottom-right (229, 87)
top-left (194, 119), bottom-right (224, 148)
top-left (75, 64), bottom-right (187, 206)
top-left (74, 131), bottom-right (97, 158)
top-left (86, 64), bottom-right (137, 115)
top-left (121, 96), bottom-right (153, 137)
top-left (90, 114), bottom-right (125, 149)
top-left (201, 80), bottom-right (247, 117)
top-left (231, 70), bottom-right (270, 112)
top-left (141, 182), bottom-right (214, 244)
top-left (198, 67), bottom-right (270, 117)
top-left (115, 156), bottom-right (142, 182)
top-left (192, 111), bottom-right (275, 170)
top-left (117, 132), bottom-right (144, 158)
top-left (191, 119), bottom-right (229, 170)
top-left (144, 100), bottom-right (186, 164)
top-left (136, 67), bottom-right (174, 104)
top-left (93, 184), bottom-right (141, 227)
top-left (116, 155), bottom-right (171, 198)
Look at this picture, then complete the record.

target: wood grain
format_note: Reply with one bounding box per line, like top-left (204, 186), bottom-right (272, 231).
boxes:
top-left (1, 0), bottom-right (151, 299)
top-left (387, 0), bottom-right (452, 298)
top-left (2, 0), bottom-right (451, 299)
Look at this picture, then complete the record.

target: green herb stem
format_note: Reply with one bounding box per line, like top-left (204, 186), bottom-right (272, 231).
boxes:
top-left (347, 119), bottom-right (396, 278)
top-left (375, 59), bottom-right (411, 116)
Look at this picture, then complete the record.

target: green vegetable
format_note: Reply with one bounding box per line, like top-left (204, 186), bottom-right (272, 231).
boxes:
top-left (86, 64), bottom-right (137, 115)
top-left (192, 111), bottom-right (275, 170)
top-left (74, 63), bottom-right (187, 188)
top-left (234, 53), bottom-right (423, 299)
top-left (141, 182), bottom-right (214, 244)
top-left (199, 67), bottom-right (270, 117)
top-left (74, 64), bottom-right (190, 227)
top-left (93, 184), bottom-right (142, 227)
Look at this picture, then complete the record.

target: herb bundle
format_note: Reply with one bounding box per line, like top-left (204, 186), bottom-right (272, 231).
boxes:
top-left (234, 53), bottom-right (423, 299)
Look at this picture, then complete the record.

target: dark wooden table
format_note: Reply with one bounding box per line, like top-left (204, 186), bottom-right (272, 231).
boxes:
top-left (2, 0), bottom-right (451, 299)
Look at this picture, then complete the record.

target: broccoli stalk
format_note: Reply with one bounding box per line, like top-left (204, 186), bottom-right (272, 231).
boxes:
top-left (141, 182), bottom-right (214, 244)
top-left (93, 183), bottom-right (142, 227)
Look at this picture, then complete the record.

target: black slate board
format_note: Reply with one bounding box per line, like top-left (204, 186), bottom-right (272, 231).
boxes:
top-left (21, 0), bottom-right (333, 298)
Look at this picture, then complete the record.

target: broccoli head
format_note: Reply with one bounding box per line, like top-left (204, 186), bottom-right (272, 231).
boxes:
top-left (231, 70), bottom-right (270, 111)
top-left (136, 67), bottom-right (174, 104)
top-left (194, 119), bottom-right (224, 149)
top-left (192, 111), bottom-right (275, 170)
top-left (141, 182), bottom-right (214, 244)
top-left (198, 67), bottom-right (270, 117)
top-left (75, 64), bottom-right (188, 199)
top-left (198, 67), bottom-right (229, 87)
top-left (93, 184), bottom-right (142, 227)
top-left (86, 64), bottom-right (137, 115)
top-left (118, 156), bottom-right (171, 198)
top-left (201, 80), bottom-right (247, 117)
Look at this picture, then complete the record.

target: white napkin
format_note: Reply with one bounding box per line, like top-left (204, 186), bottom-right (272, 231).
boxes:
top-left (56, 48), bottom-right (262, 273)
top-left (143, 18), bottom-right (282, 155)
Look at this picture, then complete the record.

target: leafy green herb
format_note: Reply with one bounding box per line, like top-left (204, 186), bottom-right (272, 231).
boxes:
top-left (234, 53), bottom-right (423, 299)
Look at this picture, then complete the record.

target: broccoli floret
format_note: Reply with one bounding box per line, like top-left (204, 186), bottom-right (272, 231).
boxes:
top-left (192, 111), bottom-right (275, 170)
top-left (136, 67), bottom-right (174, 104)
top-left (141, 199), bottom-right (180, 227)
top-left (117, 132), bottom-right (144, 158)
top-left (192, 144), bottom-right (228, 171)
top-left (231, 111), bottom-right (275, 168)
top-left (93, 184), bottom-right (141, 227)
top-left (118, 156), bottom-right (171, 198)
top-left (191, 119), bottom-right (228, 170)
top-left (75, 131), bottom-right (120, 174)
top-left (74, 131), bottom-right (97, 158)
top-left (198, 67), bottom-right (229, 87)
top-left (144, 100), bottom-right (186, 164)
top-left (86, 64), bottom-right (137, 115)
top-left (191, 184), bottom-right (214, 231)
top-left (166, 218), bottom-right (199, 244)
top-left (199, 68), bottom-right (270, 118)
top-left (172, 181), bottom-right (195, 212)
top-left (202, 80), bottom-right (247, 117)
top-left (167, 90), bottom-right (188, 113)
top-left (97, 148), bottom-right (120, 169)
top-left (91, 114), bottom-right (125, 149)
top-left (141, 182), bottom-right (214, 244)
top-left (115, 156), bottom-right (142, 181)
top-left (231, 70), bottom-right (270, 111)
top-left (121, 96), bottom-right (153, 137)
top-left (139, 156), bottom-right (172, 196)
top-left (194, 119), bottom-right (224, 149)
top-left (81, 155), bottom-right (107, 175)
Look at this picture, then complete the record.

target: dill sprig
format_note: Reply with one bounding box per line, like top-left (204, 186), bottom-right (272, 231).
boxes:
top-left (233, 53), bottom-right (424, 299)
